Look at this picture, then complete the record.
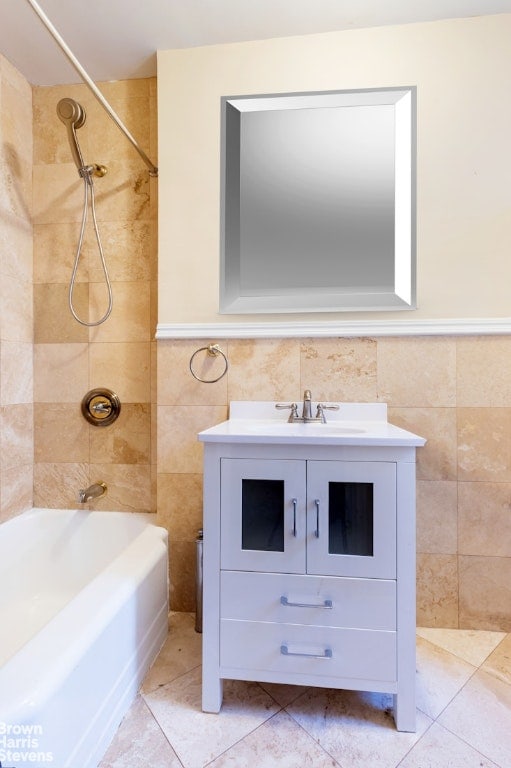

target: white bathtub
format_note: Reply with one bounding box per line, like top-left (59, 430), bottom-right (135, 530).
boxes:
top-left (0, 508), bottom-right (169, 768)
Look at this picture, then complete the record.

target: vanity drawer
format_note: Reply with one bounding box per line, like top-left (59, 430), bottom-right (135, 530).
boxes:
top-left (220, 571), bottom-right (396, 630)
top-left (220, 619), bottom-right (397, 682)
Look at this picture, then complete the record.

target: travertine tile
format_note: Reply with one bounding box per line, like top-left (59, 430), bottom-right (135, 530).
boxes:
top-left (399, 721), bottom-right (499, 768)
top-left (33, 222), bottom-right (89, 284)
top-left (157, 473), bottom-right (203, 540)
top-left (459, 555), bottom-right (511, 631)
top-left (0, 341), bottom-right (32, 405)
top-left (300, 337), bottom-right (377, 402)
top-left (416, 480), bottom-right (457, 554)
top-left (34, 283), bottom-right (88, 343)
top-left (89, 341), bottom-right (151, 403)
top-left (143, 667), bottom-right (279, 768)
top-left (415, 637), bottom-right (476, 719)
top-left (287, 687), bottom-right (430, 768)
top-left (0, 218), bottom-right (32, 282)
top-left (417, 554), bottom-right (458, 628)
top-left (228, 338), bottom-right (301, 401)
top-left (0, 463), bottom-right (32, 521)
top-left (0, 273), bottom-right (32, 341)
top-left (258, 682), bottom-right (311, 708)
top-left (0, 403), bottom-right (33, 470)
top-left (439, 670), bottom-right (511, 767)
top-left (89, 281), bottom-right (151, 343)
top-left (34, 342), bottom-right (88, 403)
top-left (377, 337), bottom-right (456, 407)
top-left (168, 540), bottom-right (196, 612)
top-left (210, 710), bottom-right (339, 767)
top-left (457, 407), bottom-right (511, 482)
top-left (90, 463), bottom-right (152, 513)
top-left (87, 221), bottom-right (152, 282)
top-left (33, 462), bottom-right (89, 509)
top-left (481, 633), bottom-right (511, 686)
top-left (157, 340), bottom-right (228, 406)
top-left (389, 407), bottom-right (457, 481)
top-left (32, 163), bottom-right (84, 224)
top-left (157, 405), bottom-right (227, 474)
top-left (98, 695), bottom-right (182, 768)
top-left (142, 612), bottom-right (201, 694)
top-left (457, 336), bottom-right (511, 406)
top-left (416, 627), bottom-right (506, 667)
top-left (92, 161), bottom-right (151, 223)
top-left (89, 403), bottom-right (151, 465)
top-left (458, 481), bottom-right (511, 556)
top-left (34, 402), bottom-right (89, 463)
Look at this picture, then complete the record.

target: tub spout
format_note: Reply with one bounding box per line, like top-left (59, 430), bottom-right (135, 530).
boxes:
top-left (78, 482), bottom-right (107, 503)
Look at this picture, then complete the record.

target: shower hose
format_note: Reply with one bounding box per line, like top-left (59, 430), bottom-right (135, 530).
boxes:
top-left (69, 165), bottom-right (113, 326)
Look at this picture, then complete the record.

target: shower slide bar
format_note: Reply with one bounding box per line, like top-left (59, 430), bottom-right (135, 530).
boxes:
top-left (25, 0), bottom-right (158, 177)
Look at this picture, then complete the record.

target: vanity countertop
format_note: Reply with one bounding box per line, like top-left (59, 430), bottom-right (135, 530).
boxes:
top-left (198, 402), bottom-right (426, 448)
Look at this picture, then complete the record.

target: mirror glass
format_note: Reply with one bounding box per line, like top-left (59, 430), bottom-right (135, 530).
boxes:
top-left (220, 87), bottom-right (416, 314)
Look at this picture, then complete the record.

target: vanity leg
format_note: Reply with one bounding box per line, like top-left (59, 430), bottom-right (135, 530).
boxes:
top-left (393, 687), bottom-right (416, 732)
top-left (202, 674), bottom-right (223, 713)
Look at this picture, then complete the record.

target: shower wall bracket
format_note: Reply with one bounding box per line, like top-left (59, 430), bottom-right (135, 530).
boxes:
top-left (81, 388), bottom-right (121, 427)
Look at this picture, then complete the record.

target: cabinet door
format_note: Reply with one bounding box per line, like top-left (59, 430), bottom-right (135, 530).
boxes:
top-left (221, 458), bottom-right (306, 573)
top-left (307, 461), bottom-right (396, 578)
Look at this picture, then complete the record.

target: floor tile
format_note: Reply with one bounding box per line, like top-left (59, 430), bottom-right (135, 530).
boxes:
top-left (286, 687), bottom-right (431, 768)
top-left (142, 611), bottom-right (201, 693)
top-left (399, 721), bottom-right (500, 768)
top-left (209, 710), bottom-right (340, 767)
top-left (98, 695), bottom-right (183, 768)
top-left (416, 627), bottom-right (506, 666)
top-left (143, 666), bottom-right (279, 768)
top-left (439, 669), bottom-right (511, 767)
top-left (258, 681), bottom-right (311, 708)
top-left (481, 633), bottom-right (511, 686)
top-left (416, 636), bottom-right (476, 718)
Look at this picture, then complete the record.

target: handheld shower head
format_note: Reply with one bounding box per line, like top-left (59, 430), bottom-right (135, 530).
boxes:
top-left (57, 97), bottom-right (87, 173)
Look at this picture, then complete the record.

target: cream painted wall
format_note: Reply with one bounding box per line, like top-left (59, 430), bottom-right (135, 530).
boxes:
top-left (157, 14), bottom-right (511, 326)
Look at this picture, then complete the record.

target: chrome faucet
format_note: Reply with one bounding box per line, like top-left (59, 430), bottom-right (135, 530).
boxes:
top-left (276, 390), bottom-right (340, 423)
top-left (78, 481), bottom-right (107, 504)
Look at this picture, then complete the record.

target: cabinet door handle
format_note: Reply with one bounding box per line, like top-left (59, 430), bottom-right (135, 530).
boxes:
top-left (280, 643), bottom-right (333, 659)
top-left (314, 499), bottom-right (320, 538)
top-left (292, 498), bottom-right (297, 537)
top-left (280, 596), bottom-right (333, 609)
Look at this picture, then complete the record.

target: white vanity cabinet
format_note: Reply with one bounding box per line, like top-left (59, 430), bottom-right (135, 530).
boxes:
top-left (199, 403), bottom-right (425, 732)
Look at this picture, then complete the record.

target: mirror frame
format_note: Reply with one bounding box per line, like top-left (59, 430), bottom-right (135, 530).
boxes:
top-left (220, 86), bottom-right (416, 314)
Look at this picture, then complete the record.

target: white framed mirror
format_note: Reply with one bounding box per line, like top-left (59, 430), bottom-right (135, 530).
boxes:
top-left (220, 86), bottom-right (416, 314)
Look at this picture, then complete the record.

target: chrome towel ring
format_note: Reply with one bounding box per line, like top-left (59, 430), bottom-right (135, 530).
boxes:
top-left (189, 344), bottom-right (228, 383)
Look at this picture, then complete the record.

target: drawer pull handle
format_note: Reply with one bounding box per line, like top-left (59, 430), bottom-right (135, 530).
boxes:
top-left (280, 643), bottom-right (332, 659)
top-left (292, 498), bottom-right (297, 537)
top-left (315, 499), bottom-right (320, 538)
top-left (280, 596), bottom-right (333, 609)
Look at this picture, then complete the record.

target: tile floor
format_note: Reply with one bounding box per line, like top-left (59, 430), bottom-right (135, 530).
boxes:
top-left (99, 613), bottom-right (511, 768)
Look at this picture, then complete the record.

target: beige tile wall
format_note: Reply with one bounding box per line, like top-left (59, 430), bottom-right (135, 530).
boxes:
top-left (32, 78), bottom-right (157, 512)
top-left (0, 54), bottom-right (33, 522)
top-left (157, 336), bottom-right (511, 631)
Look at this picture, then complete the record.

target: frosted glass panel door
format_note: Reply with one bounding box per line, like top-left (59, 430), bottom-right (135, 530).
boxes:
top-left (221, 458), bottom-right (306, 573)
top-left (307, 461), bottom-right (396, 578)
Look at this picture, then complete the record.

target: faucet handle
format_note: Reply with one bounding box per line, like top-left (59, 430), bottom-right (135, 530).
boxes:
top-left (275, 402), bottom-right (299, 422)
top-left (316, 403), bottom-right (340, 423)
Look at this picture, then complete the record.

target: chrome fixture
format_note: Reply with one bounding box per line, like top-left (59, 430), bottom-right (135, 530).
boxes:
top-left (276, 390), bottom-right (340, 423)
top-left (26, 0), bottom-right (158, 177)
top-left (81, 388), bottom-right (121, 427)
top-left (78, 481), bottom-right (107, 504)
top-left (57, 97), bottom-right (113, 327)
